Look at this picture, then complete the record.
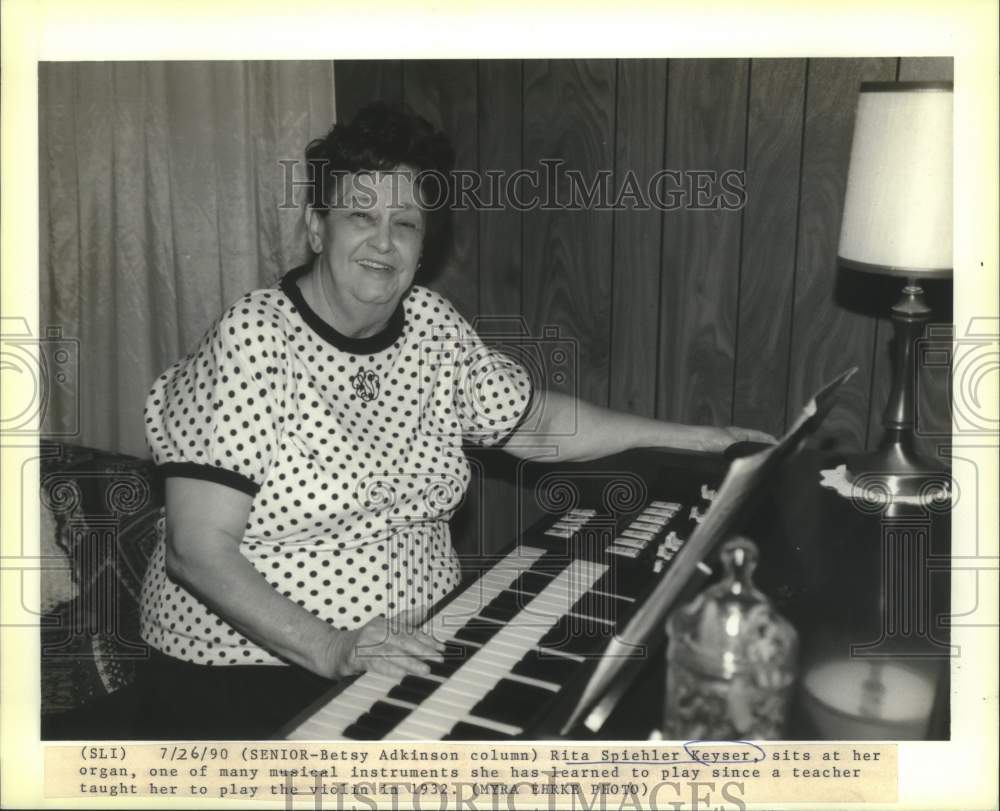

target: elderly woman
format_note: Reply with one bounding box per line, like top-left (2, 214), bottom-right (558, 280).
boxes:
top-left (136, 102), bottom-right (770, 738)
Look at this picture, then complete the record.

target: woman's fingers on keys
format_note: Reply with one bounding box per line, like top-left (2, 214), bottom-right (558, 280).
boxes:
top-left (369, 656), bottom-right (409, 679)
top-left (384, 645), bottom-right (432, 676)
top-left (391, 632), bottom-right (444, 663)
top-left (413, 628), bottom-right (447, 653)
top-left (361, 639), bottom-right (430, 677)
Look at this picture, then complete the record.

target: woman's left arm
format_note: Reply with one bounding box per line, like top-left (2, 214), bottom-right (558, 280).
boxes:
top-left (503, 390), bottom-right (774, 462)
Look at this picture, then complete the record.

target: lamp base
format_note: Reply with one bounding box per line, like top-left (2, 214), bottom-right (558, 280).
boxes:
top-left (845, 442), bottom-right (951, 502)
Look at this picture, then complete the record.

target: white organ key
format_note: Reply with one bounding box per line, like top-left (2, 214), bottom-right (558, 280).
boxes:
top-left (454, 653), bottom-right (542, 685)
top-left (510, 590), bottom-right (615, 627)
top-left (386, 558), bottom-right (607, 740)
top-left (607, 544), bottom-right (642, 559)
top-left (422, 644), bottom-right (560, 692)
top-left (285, 546), bottom-right (546, 740)
top-left (391, 713), bottom-right (523, 742)
top-left (512, 590), bottom-right (572, 615)
top-left (427, 547), bottom-right (547, 635)
top-left (535, 645), bottom-right (586, 662)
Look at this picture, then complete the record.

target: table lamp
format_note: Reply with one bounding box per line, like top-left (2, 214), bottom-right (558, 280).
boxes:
top-left (837, 81), bottom-right (953, 498)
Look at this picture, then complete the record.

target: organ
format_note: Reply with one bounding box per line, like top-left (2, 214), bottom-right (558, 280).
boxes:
top-left (280, 369), bottom-right (909, 741)
top-left (284, 489), bottom-right (715, 740)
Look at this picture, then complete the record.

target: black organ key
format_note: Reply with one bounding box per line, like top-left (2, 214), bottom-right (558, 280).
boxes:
top-left (571, 591), bottom-right (630, 623)
top-left (387, 675), bottom-right (439, 704)
top-left (341, 724), bottom-right (376, 741)
top-left (593, 566), bottom-right (644, 602)
top-left (479, 602), bottom-right (518, 624)
top-left (479, 590), bottom-right (532, 623)
top-left (367, 701), bottom-right (413, 724)
top-left (443, 640), bottom-right (476, 660)
top-left (342, 701), bottom-right (410, 739)
top-left (470, 680), bottom-right (554, 729)
top-left (538, 615), bottom-right (613, 656)
top-left (444, 722), bottom-right (515, 741)
top-left (512, 649), bottom-right (582, 684)
top-left (423, 641), bottom-right (475, 677)
top-left (510, 571), bottom-right (554, 596)
top-left (425, 658), bottom-right (462, 679)
top-left (454, 622), bottom-right (502, 646)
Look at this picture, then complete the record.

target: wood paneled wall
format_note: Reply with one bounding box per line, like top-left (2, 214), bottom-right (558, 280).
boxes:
top-left (334, 56), bottom-right (953, 459)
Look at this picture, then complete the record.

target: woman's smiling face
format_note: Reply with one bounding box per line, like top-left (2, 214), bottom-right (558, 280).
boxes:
top-left (310, 167), bottom-right (425, 311)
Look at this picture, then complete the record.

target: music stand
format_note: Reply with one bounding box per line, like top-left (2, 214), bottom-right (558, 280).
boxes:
top-left (561, 367), bottom-right (858, 735)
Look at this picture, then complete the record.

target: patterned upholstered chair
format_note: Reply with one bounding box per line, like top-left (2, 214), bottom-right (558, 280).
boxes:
top-left (39, 441), bottom-right (162, 737)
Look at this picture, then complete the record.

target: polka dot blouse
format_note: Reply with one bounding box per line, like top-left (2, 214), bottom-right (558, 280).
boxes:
top-left (139, 265), bottom-right (534, 666)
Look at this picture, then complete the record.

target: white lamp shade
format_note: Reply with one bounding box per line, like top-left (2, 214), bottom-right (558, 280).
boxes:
top-left (838, 82), bottom-right (952, 276)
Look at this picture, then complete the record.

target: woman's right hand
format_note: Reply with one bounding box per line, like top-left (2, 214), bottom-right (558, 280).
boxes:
top-left (329, 607), bottom-right (446, 679)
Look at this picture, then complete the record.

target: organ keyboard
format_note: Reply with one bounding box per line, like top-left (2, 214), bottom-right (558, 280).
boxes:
top-left (282, 369), bottom-right (855, 741)
top-left (284, 458), bottom-right (724, 742)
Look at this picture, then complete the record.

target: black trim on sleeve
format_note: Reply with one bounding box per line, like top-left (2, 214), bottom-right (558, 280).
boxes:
top-left (158, 462), bottom-right (260, 496)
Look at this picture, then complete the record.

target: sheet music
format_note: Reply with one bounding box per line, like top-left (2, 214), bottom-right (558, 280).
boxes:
top-left (564, 367), bottom-right (858, 734)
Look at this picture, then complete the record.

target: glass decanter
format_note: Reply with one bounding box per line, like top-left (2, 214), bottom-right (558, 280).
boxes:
top-left (664, 536), bottom-right (798, 740)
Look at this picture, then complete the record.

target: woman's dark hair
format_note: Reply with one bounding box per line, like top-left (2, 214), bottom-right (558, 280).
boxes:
top-left (305, 102), bottom-right (455, 278)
